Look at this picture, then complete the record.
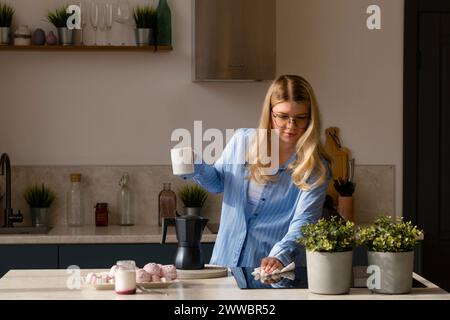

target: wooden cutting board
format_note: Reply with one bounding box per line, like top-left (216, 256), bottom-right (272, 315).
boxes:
top-left (325, 127), bottom-right (351, 205)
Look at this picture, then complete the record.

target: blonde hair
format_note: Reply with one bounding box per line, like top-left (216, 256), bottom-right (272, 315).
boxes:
top-left (248, 75), bottom-right (332, 191)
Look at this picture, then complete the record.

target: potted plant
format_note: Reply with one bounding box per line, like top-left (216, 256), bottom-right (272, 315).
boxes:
top-left (24, 184), bottom-right (56, 228)
top-left (47, 6), bottom-right (73, 45)
top-left (133, 5), bottom-right (156, 46)
top-left (334, 177), bottom-right (356, 221)
top-left (357, 216), bottom-right (423, 294)
top-left (179, 184), bottom-right (208, 216)
top-left (0, 3), bottom-right (14, 45)
top-left (298, 216), bottom-right (356, 294)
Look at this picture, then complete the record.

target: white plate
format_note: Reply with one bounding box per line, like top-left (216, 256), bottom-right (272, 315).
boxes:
top-left (93, 279), bottom-right (179, 291)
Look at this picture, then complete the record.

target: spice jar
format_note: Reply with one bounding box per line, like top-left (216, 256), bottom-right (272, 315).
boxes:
top-left (114, 260), bottom-right (136, 295)
top-left (95, 203), bottom-right (108, 227)
top-left (14, 25), bottom-right (31, 46)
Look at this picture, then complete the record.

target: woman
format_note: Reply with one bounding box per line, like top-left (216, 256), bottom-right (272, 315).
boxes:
top-left (182, 75), bottom-right (331, 274)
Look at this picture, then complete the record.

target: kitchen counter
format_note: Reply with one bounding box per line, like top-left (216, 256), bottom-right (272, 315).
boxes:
top-left (0, 225), bottom-right (217, 244)
top-left (0, 269), bottom-right (448, 300)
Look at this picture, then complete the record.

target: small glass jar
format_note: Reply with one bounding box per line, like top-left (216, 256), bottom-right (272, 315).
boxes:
top-left (95, 203), bottom-right (108, 227)
top-left (115, 260), bottom-right (136, 295)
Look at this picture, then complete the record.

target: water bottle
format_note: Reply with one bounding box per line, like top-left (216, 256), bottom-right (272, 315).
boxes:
top-left (67, 173), bottom-right (83, 226)
top-left (118, 173), bottom-right (134, 226)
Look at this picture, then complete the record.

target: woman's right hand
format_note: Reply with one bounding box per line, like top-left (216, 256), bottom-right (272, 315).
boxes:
top-left (260, 257), bottom-right (284, 274)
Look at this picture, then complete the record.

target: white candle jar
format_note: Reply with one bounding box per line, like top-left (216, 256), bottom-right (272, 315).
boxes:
top-left (114, 260), bottom-right (136, 295)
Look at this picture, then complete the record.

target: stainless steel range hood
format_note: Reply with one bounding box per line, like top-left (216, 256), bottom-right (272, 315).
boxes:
top-left (193, 0), bottom-right (276, 82)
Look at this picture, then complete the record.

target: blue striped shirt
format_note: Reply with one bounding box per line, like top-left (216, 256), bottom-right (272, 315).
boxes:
top-left (181, 128), bottom-right (330, 267)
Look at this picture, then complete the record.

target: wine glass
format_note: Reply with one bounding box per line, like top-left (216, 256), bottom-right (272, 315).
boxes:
top-left (105, 2), bottom-right (114, 45)
top-left (90, 1), bottom-right (100, 45)
top-left (98, 3), bottom-right (107, 44)
top-left (114, 0), bottom-right (131, 45)
top-left (79, 0), bottom-right (88, 45)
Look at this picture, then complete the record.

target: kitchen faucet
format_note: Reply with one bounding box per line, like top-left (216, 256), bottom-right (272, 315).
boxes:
top-left (0, 153), bottom-right (23, 227)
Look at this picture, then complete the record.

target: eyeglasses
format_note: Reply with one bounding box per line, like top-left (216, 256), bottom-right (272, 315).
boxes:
top-left (271, 111), bottom-right (310, 129)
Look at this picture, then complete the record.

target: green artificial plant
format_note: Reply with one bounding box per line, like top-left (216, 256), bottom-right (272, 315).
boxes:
top-left (297, 216), bottom-right (356, 252)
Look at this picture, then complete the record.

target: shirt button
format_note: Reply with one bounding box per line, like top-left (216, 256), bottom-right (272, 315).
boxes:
top-left (261, 198), bottom-right (266, 201)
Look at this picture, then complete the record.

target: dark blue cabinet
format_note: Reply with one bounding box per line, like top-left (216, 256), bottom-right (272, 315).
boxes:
top-left (0, 245), bottom-right (58, 277)
top-left (0, 243), bottom-right (215, 277)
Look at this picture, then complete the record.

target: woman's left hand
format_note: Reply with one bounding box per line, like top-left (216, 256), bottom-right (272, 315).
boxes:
top-left (260, 257), bottom-right (284, 274)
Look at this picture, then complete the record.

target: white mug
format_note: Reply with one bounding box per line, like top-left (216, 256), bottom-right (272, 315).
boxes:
top-left (171, 147), bottom-right (195, 175)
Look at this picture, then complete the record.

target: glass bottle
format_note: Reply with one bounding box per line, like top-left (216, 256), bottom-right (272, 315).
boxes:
top-left (158, 183), bottom-right (176, 226)
top-left (118, 173), bottom-right (134, 226)
top-left (95, 203), bottom-right (109, 227)
top-left (67, 173), bottom-right (83, 226)
top-left (156, 0), bottom-right (172, 46)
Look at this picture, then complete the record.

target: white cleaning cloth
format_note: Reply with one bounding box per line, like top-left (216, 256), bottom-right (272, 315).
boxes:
top-left (251, 262), bottom-right (296, 283)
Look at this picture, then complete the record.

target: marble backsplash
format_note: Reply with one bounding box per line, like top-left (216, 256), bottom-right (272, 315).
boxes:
top-left (0, 166), bottom-right (223, 227)
top-left (0, 165), bottom-right (395, 227)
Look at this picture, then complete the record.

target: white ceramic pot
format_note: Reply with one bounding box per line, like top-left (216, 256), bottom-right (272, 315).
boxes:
top-left (14, 25), bottom-right (31, 46)
top-left (367, 251), bottom-right (414, 294)
top-left (0, 27), bottom-right (11, 45)
top-left (306, 250), bottom-right (353, 294)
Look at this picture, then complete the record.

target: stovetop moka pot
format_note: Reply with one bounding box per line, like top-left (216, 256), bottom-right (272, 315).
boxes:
top-left (161, 214), bottom-right (209, 270)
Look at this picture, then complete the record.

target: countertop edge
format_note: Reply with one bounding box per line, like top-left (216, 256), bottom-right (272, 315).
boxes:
top-left (0, 225), bottom-right (217, 244)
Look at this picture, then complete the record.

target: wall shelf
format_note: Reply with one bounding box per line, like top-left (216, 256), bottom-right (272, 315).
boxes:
top-left (0, 45), bottom-right (173, 52)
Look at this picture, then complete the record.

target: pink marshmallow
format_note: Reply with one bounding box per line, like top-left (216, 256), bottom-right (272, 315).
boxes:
top-left (161, 265), bottom-right (177, 280)
top-left (109, 265), bottom-right (118, 278)
top-left (86, 272), bottom-right (95, 284)
top-left (89, 274), bottom-right (98, 285)
top-left (143, 263), bottom-right (161, 276)
top-left (151, 274), bottom-right (161, 282)
top-left (136, 269), bottom-right (152, 283)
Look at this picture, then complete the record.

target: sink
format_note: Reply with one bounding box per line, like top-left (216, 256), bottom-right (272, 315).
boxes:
top-left (0, 227), bottom-right (51, 235)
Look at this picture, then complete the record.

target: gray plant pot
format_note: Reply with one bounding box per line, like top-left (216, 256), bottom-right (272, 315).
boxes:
top-left (31, 208), bottom-right (48, 227)
top-left (135, 28), bottom-right (152, 46)
top-left (57, 28), bottom-right (73, 46)
top-left (0, 27), bottom-right (11, 45)
top-left (306, 250), bottom-right (353, 294)
top-left (367, 251), bottom-right (414, 294)
top-left (184, 207), bottom-right (201, 216)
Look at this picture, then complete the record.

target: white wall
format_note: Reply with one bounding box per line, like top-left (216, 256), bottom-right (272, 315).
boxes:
top-left (0, 0), bottom-right (404, 215)
top-left (277, 0), bottom-right (404, 216)
top-left (0, 0), bottom-right (268, 165)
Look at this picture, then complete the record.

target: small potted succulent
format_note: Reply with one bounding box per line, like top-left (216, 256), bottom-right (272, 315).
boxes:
top-left (0, 2), bottom-right (14, 45)
top-left (133, 5), bottom-right (157, 46)
top-left (179, 184), bottom-right (208, 216)
top-left (24, 184), bottom-right (56, 228)
top-left (334, 177), bottom-right (356, 221)
top-left (298, 216), bottom-right (356, 294)
top-left (357, 216), bottom-right (423, 294)
top-left (47, 6), bottom-right (73, 45)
